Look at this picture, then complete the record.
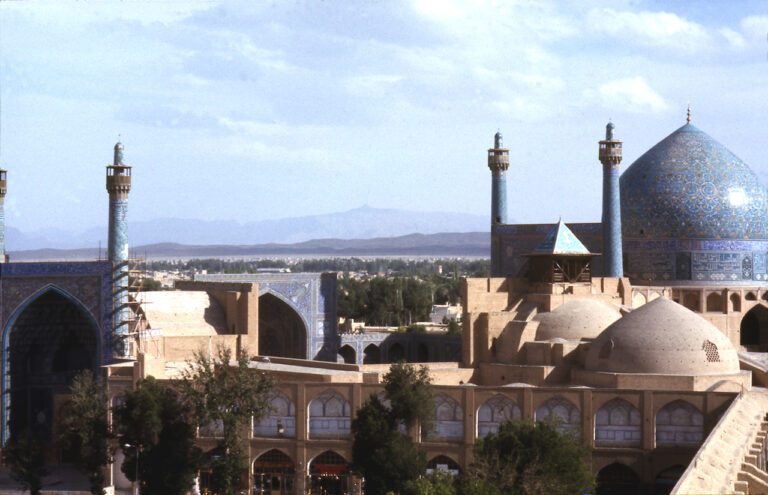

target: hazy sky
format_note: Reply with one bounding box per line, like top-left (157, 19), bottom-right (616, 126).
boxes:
top-left (1, 0), bottom-right (767, 232)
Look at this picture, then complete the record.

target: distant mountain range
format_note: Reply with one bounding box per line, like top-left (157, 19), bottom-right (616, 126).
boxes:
top-left (6, 206), bottom-right (489, 252)
top-left (9, 232), bottom-right (490, 261)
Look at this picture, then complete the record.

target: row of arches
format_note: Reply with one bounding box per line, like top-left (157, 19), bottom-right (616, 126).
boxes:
top-left (249, 449), bottom-right (461, 495)
top-left (242, 391), bottom-right (705, 447)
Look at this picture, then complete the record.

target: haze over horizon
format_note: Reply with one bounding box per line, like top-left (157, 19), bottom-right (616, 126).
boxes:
top-left (1, 1), bottom-right (767, 232)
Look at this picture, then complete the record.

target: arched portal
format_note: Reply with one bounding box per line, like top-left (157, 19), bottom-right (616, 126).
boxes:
top-left (259, 293), bottom-right (307, 359)
top-left (253, 449), bottom-right (295, 495)
top-left (426, 455), bottom-right (460, 476)
top-left (741, 304), bottom-right (768, 349)
top-left (597, 463), bottom-right (640, 495)
top-left (3, 288), bottom-right (100, 444)
top-left (387, 343), bottom-right (405, 363)
top-left (309, 451), bottom-right (348, 495)
top-left (653, 465), bottom-right (685, 495)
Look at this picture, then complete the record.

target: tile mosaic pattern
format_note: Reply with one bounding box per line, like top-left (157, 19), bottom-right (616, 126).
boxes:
top-left (195, 272), bottom-right (338, 361)
top-left (533, 220), bottom-right (590, 255)
top-left (620, 124), bottom-right (768, 241)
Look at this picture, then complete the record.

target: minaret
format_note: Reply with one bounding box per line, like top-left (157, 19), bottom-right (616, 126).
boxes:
top-left (0, 168), bottom-right (6, 263)
top-left (106, 142), bottom-right (132, 357)
top-left (598, 122), bottom-right (624, 278)
top-left (488, 131), bottom-right (509, 224)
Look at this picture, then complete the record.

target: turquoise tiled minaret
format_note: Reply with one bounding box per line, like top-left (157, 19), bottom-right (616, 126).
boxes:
top-left (106, 142), bottom-right (132, 357)
top-left (488, 131), bottom-right (509, 225)
top-left (599, 122), bottom-right (624, 278)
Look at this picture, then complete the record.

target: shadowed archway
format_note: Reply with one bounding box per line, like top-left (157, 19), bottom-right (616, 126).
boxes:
top-left (740, 304), bottom-right (768, 350)
top-left (258, 293), bottom-right (307, 359)
top-left (3, 288), bottom-right (100, 444)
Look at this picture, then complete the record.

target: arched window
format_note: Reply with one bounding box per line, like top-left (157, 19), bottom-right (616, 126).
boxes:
top-left (424, 394), bottom-right (463, 442)
top-left (363, 344), bottom-right (381, 364)
top-left (683, 293), bottom-right (699, 312)
top-left (477, 395), bottom-right (521, 438)
top-left (596, 463), bottom-right (640, 495)
top-left (746, 291), bottom-right (758, 301)
top-left (338, 345), bottom-right (356, 364)
top-left (730, 293), bottom-right (741, 312)
top-left (309, 391), bottom-right (350, 439)
top-left (706, 293), bottom-right (723, 312)
top-left (254, 390), bottom-right (296, 438)
top-left (632, 292), bottom-right (647, 308)
top-left (535, 397), bottom-right (581, 435)
top-left (595, 398), bottom-right (641, 447)
top-left (656, 400), bottom-right (703, 446)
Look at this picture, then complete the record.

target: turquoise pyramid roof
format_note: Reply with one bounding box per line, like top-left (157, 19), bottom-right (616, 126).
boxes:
top-left (533, 220), bottom-right (591, 255)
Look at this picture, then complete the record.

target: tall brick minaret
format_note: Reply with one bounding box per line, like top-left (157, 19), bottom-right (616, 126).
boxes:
top-left (106, 142), bottom-right (132, 357)
top-left (598, 122), bottom-right (624, 278)
top-left (488, 131), bottom-right (509, 225)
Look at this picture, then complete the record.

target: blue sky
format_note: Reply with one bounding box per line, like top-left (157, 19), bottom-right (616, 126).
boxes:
top-left (1, 0), bottom-right (767, 232)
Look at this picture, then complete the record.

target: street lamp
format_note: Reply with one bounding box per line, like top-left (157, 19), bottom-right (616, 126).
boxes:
top-left (123, 443), bottom-right (139, 495)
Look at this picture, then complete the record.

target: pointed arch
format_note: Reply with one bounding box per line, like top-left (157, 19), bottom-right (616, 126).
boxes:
top-left (424, 394), bottom-right (463, 442)
top-left (741, 304), bottom-right (768, 349)
top-left (656, 400), bottom-right (703, 446)
top-left (595, 398), bottom-right (641, 447)
top-left (254, 390), bottom-right (296, 438)
top-left (477, 395), bottom-right (521, 438)
top-left (535, 396), bottom-right (581, 435)
top-left (308, 390), bottom-right (350, 439)
top-left (258, 291), bottom-right (308, 359)
top-left (363, 344), bottom-right (381, 364)
top-left (2, 285), bottom-right (102, 444)
top-left (597, 463), bottom-right (640, 495)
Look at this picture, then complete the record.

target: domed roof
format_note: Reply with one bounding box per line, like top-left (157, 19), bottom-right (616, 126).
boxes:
top-left (585, 297), bottom-right (740, 375)
top-left (535, 299), bottom-right (620, 341)
top-left (620, 123), bottom-right (768, 240)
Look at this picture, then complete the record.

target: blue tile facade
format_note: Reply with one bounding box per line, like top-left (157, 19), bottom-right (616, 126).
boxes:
top-left (338, 331), bottom-right (461, 365)
top-left (620, 124), bottom-right (768, 241)
top-left (602, 162), bottom-right (624, 277)
top-left (0, 261), bottom-right (115, 443)
top-left (194, 272), bottom-right (338, 361)
top-left (108, 197), bottom-right (130, 356)
top-left (491, 123), bottom-right (768, 284)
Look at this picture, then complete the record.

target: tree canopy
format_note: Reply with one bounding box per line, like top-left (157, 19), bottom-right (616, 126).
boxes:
top-left (114, 376), bottom-right (201, 495)
top-left (467, 418), bottom-right (595, 495)
top-left (57, 370), bottom-right (112, 495)
top-left (178, 345), bottom-right (273, 495)
top-left (383, 361), bottom-right (435, 432)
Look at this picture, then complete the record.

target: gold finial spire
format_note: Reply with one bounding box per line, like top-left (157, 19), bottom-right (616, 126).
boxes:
top-left (686, 103), bottom-right (691, 124)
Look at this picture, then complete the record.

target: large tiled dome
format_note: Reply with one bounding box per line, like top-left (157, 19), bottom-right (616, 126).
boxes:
top-left (585, 297), bottom-right (740, 375)
top-left (620, 123), bottom-right (768, 241)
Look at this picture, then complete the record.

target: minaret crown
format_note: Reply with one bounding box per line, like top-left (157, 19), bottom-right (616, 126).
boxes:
top-left (599, 121), bottom-right (622, 168)
top-left (488, 130), bottom-right (509, 174)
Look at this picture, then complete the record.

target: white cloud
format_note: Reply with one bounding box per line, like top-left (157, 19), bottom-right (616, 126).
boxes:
top-left (587, 8), bottom-right (711, 53)
top-left (585, 77), bottom-right (668, 114)
top-left (345, 75), bottom-right (405, 97)
top-left (741, 15), bottom-right (768, 40)
top-left (718, 27), bottom-right (747, 49)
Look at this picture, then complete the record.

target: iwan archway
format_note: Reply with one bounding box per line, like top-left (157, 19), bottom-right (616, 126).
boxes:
top-left (2, 286), bottom-right (101, 444)
top-left (259, 292), bottom-right (308, 359)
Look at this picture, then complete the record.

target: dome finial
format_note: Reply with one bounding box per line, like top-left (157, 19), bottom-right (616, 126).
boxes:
top-left (494, 129), bottom-right (503, 148)
top-left (686, 103), bottom-right (691, 124)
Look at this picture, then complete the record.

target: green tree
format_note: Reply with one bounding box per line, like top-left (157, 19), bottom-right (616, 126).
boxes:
top-left (351, 395), bottom-right (426, 495)
top-left (383, 361), bottom-right (434, 432)
top-left (404, 470), bottom-right (457, 495)
top-left (466, 418), bottom-right (595, 495)
top-left (57, 370), bottom-right (111, 495)
top-left (115, 376), bottom-right (202, 495)
top-left (179, 345), bottom-right (273, 495)
top-left (3, 430), bottom-right (47, 495)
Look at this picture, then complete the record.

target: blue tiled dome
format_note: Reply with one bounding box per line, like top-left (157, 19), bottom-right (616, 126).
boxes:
top-left (620, 124), bottom-right (768, 240)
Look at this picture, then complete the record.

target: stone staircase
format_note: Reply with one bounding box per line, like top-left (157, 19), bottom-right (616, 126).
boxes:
top-left (673, 389), bottom-right (768, 494)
